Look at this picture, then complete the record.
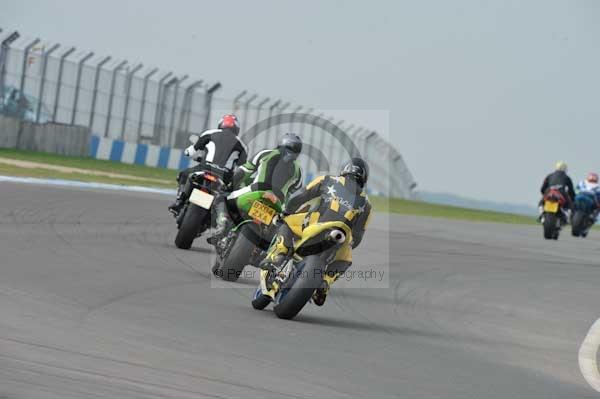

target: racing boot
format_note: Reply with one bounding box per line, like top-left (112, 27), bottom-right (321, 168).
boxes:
top-left (259, 235), bottom-right (289, 273)
top-left (168, 184), bottom-right (187, 216)
top-left (206, 198), bottom-right (231, 245)
top-left (537, 205), bottom-right (544, 223)
top-left (311, 273), bottom-right (338, 306)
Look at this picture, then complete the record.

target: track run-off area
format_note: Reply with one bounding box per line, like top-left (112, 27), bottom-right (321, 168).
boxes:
top-left (1, 180), bottom-right (600, 398)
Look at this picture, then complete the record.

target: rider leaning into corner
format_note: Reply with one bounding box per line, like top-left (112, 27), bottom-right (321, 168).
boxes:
top-left (168, 114), bottom-right (248, 216)
top-left (207, 133), bottom-right (304, 244)
top-left (260, 157), bottom-right (372, 306)
top-left (576, 172), bottom-right (600, 218)
top-left (538, 161), bottom-right (575, 221)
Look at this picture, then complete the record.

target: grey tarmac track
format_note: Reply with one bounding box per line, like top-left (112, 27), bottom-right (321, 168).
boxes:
top-left (1, 181), bottom-right (599, 398)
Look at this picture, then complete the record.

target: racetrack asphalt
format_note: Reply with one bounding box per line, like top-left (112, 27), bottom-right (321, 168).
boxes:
top-left (1, 181), bottom-right (599, 398)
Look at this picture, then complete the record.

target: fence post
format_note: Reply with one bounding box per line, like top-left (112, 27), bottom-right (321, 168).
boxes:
top-left (251, 97), bottom-right (269, 151)
top-left (168, 74), bottom-right (188, 146)
top-left (363, 131), bottom-right (377, 162)
top-left (232, 90), bottom-right (247, 113)
top-left (19, 38), bottom-right (41, 95)
top-left (151, 71), bottom-right (173, 144)
top-left (240, 93), bottom-right (257, 133)
top-left (276, 101), bottom-right (290, 131)
top-left (203, 82), bottom-right (222, 131)
top-left (265, 99), bottom-right (281, 148)
top-left (307, 112), bottom-right (323, 171)
top-left (104, 60), bottom-right (127, 137)
top-left (135, 67), bottom-right (157, 142)
top-left (317, 116), bottom-right (333, 170)
top-left (155, 76), bottom-right (178, 145)
top-left (120, 63), bottom-right (143, 140)
top-left (393, 154), bottom-right (407, 198)
top-left (328, 119), bottom-right (344, 166)
top-left (336, 123), bottom-right (353, 164)
top-left (0, 31), bottom-right (20, 102)
top-left (180, 79), bottom-right (203, 137)
top-left (349, 127), bottom-right (364, 158)
top-left (35, 43), bottom-right (60, 123)
top-left (290, 105), bottom-right (302, 127)
top-left (69, 47), bottom-right (94, 125)
top-left (89, 55), bottom-right (111, 130)
top-left (51, 46), bottom-right (75, 122)
top-left (298, 107), bottom-right (313, 137)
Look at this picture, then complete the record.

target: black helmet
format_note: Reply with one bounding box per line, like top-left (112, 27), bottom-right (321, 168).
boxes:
top-left (217, 114), bottom-right (240, 135)
top-left (340, 157), bottom-right (369, 187)
top-left (278, 133), bottom-right (302, 161)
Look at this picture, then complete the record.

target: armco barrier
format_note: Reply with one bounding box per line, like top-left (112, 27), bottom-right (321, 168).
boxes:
top-left (19, 121), bottom-right (89, 156)
top-left (89, 135), bottom-right (192, 170)
top-left (0, 114), bottom-right (19, 148)
top-left (0, 114), bottom-right (90, 156)
top-left (87, 136), bottom-right (320, 186)
top-left (89, 136), bottom-right (316, 186)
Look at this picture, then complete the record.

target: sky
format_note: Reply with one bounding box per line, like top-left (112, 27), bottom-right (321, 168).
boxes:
top-left (2, 0), bottom-right (599, 204)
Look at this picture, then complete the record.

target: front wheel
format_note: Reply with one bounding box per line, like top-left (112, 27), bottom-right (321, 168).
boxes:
top-left (251, 288), bottom-right (272, 310)
top-left (273, 255), bottom-right (326, 320)
top-left (174, 204), bottom-right (207, 249)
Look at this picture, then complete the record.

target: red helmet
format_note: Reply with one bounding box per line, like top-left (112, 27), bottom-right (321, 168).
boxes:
top-left (587, 172), bottom-right (599, 184)
top-left (217, 114), bottom-right (240, 135)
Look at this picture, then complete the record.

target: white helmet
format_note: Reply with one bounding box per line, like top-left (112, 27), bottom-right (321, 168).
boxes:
top-left (555, 161), bottom-right (568, 172)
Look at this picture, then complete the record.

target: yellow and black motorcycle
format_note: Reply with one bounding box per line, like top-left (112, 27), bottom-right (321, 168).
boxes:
top-left (251, 213), bottom-right (352, 320)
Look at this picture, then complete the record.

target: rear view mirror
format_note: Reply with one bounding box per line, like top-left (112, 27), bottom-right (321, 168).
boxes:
top-left (189, 134), bottom-right (199, 144)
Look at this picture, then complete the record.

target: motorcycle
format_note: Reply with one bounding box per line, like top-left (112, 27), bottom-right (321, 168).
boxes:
top-left (174, 135), bottom-right (227, 249)
top-left (251, 214), bottom-right (352, 320)
top-left (571, 192), bottom-right (598, 238)
top-left (541, 188), bottom-right (567, 240)
top-left (211, 188), bottom-right (283, 282)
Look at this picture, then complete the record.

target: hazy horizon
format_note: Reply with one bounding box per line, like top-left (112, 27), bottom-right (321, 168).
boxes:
top-left (2, 0), bottom-right (599, 205)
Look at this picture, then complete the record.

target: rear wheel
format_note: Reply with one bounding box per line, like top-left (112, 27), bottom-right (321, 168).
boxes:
top-left (571, 211), bottom-right (585, 237)
top-left (216, 226), bottom-right (256, 282)
top-left (273, 255), bottom-right (325, 320)
top-left (543, 213), bottom-right (559, 240)
top-left (174, 204), bottom-right (207, 249)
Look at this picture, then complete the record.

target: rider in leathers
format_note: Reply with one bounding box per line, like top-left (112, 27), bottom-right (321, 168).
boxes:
top-left (207, 133), bottom-right (303, 244)
top-left (260, 157), bottom-right (372, 306)
top-left (539, 161), bottom-right (575, 220)
top-left (168, 114), bottom-right (247, 216)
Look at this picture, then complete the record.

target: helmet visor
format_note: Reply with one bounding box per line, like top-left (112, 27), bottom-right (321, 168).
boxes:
top-left (281, 146), bottom-right (300, 162)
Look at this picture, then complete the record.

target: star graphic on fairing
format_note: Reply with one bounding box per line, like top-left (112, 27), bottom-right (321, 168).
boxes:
top-left (357, 204), bottom-right (366, 213)
top-left (326, 185), bottom-right (337, 196)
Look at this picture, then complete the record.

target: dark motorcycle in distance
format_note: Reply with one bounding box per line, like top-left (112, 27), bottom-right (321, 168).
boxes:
top-left (571, 192), bottom-right (598, 238)
top-left (174, 135), bottom-right (227, 249)
top-left (541, 188), bottom-right (568, 240)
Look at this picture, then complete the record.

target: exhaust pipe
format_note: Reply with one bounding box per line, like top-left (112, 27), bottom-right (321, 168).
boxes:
top-left (328, 229), bottom-right (346, 244)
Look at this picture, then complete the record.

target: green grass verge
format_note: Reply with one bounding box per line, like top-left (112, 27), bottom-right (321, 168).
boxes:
top-left (0, 149), bottom-right (536, 225)
top-left (0, 162), bottom-right (176, 189)
top-left (370, 196), bottom-right (535, 225)
top-left (0, 148), bottom-right (174, 181)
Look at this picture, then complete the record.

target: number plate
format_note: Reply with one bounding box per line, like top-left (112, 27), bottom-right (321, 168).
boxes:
top-left (189, 189), bottom-right (214, 209)
top-left (543, 201), bottom-right (559, 213)
top-left (248, 201), bottom-right (276, 225)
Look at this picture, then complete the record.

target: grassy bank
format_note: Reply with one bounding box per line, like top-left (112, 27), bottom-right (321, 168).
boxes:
top-left (0, 162), bottom-right (175, 189)
top-left (0, 149), bottom-right (535, 225)
top-left (0, 148), bottom-right (174, 181)
top-left (371, 195), bottom-right (535, 225)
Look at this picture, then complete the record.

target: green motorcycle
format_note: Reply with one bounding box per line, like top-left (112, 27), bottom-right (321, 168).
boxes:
top-left (211, 188), bottom-right (283, 282)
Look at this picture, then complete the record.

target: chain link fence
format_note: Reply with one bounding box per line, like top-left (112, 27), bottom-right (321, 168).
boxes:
top-left (0, 30), bottom-right (416, 198)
